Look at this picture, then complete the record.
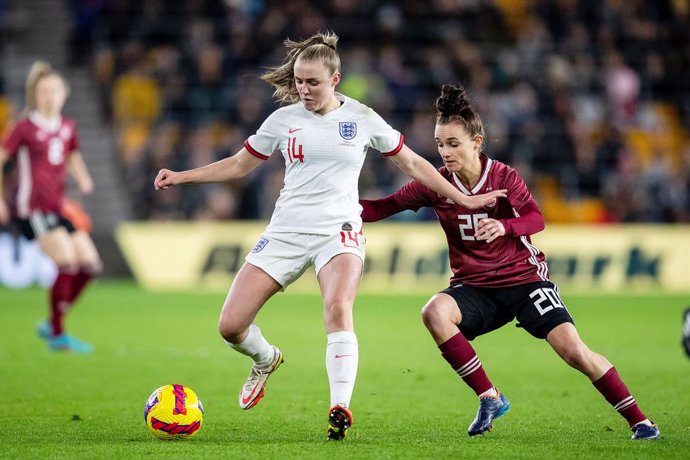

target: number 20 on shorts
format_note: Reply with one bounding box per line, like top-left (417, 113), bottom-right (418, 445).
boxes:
top-left (529, 287), bottom-right (567, 316)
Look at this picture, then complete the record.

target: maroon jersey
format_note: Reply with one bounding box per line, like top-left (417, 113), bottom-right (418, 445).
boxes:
top-left (363, 154), bottom-right (549, 287)
top-left (2, 113), bottom-right (79, 218)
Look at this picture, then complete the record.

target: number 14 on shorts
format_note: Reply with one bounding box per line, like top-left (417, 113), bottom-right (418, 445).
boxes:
top-left (340, 231), bottom-right (362, 248)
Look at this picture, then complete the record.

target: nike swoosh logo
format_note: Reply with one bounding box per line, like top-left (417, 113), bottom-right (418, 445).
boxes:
top-left (289, 128), bottom-right (302, 133)
top-left (241, 386), bottom-right (261, 405)
top-left (335, 354), bottom-right (354, 359)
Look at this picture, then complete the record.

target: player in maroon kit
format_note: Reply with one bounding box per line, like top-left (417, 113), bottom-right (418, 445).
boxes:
top-left (360, 84), bottom-right (660, 441)
top-left (0, 61), bottom-right (101, 353)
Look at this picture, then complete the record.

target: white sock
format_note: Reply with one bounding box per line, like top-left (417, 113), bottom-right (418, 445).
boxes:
top-left (226, 323), bottom-right (275, 367)
top-left (326, 331), bottom-right (358, 408)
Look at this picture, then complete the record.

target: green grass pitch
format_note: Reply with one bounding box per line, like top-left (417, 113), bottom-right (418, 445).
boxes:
top-left (1, 281), bottom-right (688, 459)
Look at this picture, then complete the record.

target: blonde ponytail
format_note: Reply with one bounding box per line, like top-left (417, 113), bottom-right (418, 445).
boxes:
top-left (261, 31), bottom-right (340, 104)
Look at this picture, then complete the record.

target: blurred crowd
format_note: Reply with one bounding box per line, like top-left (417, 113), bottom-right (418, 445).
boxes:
top-left (64, 0), bottom-right (690, 222)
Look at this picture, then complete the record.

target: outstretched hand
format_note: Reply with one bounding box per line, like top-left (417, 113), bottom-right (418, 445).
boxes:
top-left (462, 189), bottom-right (507, 210)
top-left (154, 169), bottom-right (180, 190)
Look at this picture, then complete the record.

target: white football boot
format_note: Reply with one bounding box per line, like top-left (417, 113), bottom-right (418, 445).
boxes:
top-left (238, 346), bottom-right (284, 410)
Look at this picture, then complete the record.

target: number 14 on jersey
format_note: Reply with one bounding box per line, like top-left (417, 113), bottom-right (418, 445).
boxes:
top-left (288, 137), bottom-right (304, 163)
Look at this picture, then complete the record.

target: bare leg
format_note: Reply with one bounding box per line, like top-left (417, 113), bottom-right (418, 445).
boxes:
top-left (64, 230), bottom-right (102, 306)
top-left (547, 322), bottom-right (651, 430)
top-left (421, 293), bottom-right (494, 396)
top-left (37, 227), bottom-right (78, 269)
top-left (421, 293), bottom-right (463, 344)
top-left (546, 322), bottom-right (612, 381)
top-left (318, 253), bottom-right (362, 410)
top-left (221, 262), bottom-right (283, 410)
top-left (218, 262), bottom-right (281, 343)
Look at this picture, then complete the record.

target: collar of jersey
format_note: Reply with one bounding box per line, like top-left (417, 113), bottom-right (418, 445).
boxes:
top-left (451, 157), bottom-right (493, 195)
top-left (29, 111), bottom-right (62, 133)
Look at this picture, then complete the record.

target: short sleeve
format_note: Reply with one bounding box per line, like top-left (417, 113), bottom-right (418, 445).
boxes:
top-left (244, 111), bottom-right (282, 160)
top-left (1, 123), bottom-right (26, 157)
top-left (365, 108), bottom-right (404, 157)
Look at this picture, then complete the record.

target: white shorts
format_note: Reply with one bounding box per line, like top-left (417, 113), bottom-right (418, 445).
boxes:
top-left (245, 230), bottom-right (366, 289)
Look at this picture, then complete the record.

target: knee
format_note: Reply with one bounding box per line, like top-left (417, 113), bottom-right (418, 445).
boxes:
top-left (420, 302), bottom-right (438, 329)
top-left (218, 314), bottom-right (245, 343)
top-left (218, 322), bottom-right (243, 344)
top-left (421, 297), bottom-right (459, 330)
top-left (56, 261), bottom-right (80, 274)
top-left (323, 299), bottom-right (353, 327)
top-left (53, 252), bottom-right (79, 273)
top-left (83, 260), bottom-right (103, 277)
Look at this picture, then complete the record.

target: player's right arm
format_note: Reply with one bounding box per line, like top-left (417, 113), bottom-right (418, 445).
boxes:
top-left (0, 147), bottom-right (8, 224)
top-left (154, 148), bottom-right (263, 190)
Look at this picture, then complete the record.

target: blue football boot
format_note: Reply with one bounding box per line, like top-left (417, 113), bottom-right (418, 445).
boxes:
top-left (468, 390), bottom-right (510, 436)
top-left (631, 422), bottom-right (660, 440)
top-left (48, 335), bottom-right (94, 353)
top-left (37, 321), bottom-right (52, 340)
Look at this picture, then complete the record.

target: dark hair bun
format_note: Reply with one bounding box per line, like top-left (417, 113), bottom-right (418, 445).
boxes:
top-left (435, 84), bottom-right (471, 117)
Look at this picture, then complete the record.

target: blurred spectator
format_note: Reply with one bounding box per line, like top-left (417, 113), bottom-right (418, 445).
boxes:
top-left (71, 0), bottom-right (688, 223)
top-left (112, 41), bottom-right (161, 165)
top-left (67, 0), bottom-right (107, 66)
top-left (604, 52), bottom-right (641, 127)
top-left (0, 72), bottom-right (12, 138)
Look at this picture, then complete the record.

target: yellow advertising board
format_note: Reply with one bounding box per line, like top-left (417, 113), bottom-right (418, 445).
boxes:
top-left (116, 222), bottom-right (690, 294)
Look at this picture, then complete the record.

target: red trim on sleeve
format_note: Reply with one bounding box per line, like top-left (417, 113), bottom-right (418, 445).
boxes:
top-left (382, 134), bottom-right (404, 157)
top-left (243, 140), bottom-right (270, 160)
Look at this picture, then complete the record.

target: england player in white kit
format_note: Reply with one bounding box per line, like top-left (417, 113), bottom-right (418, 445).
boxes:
top-left (242, 91), bottom-right (402, 287)
top-left (154, 32), bottom-right (505, 440)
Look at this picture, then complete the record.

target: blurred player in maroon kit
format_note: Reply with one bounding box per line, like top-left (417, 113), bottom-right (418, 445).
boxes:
top-left (0, 61), bottom-right (101, 353)
top-left (360, 84), bottom-right (660, 441)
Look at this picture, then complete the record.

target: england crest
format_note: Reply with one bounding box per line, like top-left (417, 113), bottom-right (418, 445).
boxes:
top-left (252, 238), bottom-right (269, 253)
top-left (339, 122), bottom-right (357, 140)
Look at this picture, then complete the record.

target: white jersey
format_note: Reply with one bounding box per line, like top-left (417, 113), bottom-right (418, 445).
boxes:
top-left (244, 93), bottom-right (403, 235)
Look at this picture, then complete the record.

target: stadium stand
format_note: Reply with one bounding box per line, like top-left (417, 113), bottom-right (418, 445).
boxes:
top-left (4, 0), bottom-right (690, 223)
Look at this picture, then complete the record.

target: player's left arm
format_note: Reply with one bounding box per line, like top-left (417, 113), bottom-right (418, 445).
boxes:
top-left (68, 150), bottom-right (94, 195)
top-left (475, 168), bottom-right (544, 243)
top-left (360, 195), bottom-right (406, 222)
